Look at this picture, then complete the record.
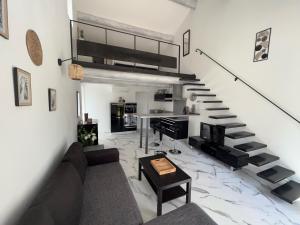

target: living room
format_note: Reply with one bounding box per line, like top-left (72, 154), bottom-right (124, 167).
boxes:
top-left (1, 0), bottom-right (300, 225)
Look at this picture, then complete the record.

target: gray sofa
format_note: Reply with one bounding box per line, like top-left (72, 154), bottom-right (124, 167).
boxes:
top-left (18, 142), bottom-right (217, 225)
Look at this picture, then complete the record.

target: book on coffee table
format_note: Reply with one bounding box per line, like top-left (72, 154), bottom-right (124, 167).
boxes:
top-left (150, 158), bottom-right (176, 175)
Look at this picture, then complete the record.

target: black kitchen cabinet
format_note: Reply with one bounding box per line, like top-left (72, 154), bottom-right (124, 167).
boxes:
top-left (154, 93), bottom-right (173, 102)
top-left (151, 117), bottom-right (189, 140)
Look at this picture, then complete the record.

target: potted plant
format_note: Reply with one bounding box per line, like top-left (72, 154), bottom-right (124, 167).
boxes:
top-left (78, 127), bottom-right (97, 146)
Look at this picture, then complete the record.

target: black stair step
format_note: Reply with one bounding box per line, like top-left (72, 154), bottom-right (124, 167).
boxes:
top-left (234, 142), bottom-right (267, 152)
top-left (183, 83), bottom-right (205, 86)
top-left (203, 100), bottom-right (223, 103)
top-left (249, 153), bottom-right (280, 167)
top-left (180, 78), bottom-right (200, 81)
top-left (187, 88), bottom-right (210, 91)
top-left (271, 181), bottom-right (300, 204)
top-left (206, 107), bottom-right (229, 111)
top-left (209, 115), bottom-right (237, 119)
top-left (257, 166), bottom-right (295, 184)
top-left (218, 123), bottom-right (246, 129)
top-left (195, 94), bottom-right (216, 97)
top-left (226, 131), bottom-right (255, 139)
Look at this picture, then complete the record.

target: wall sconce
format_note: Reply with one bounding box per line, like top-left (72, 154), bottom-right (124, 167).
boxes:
top-left (68, 64), bottom-right (84, 80)
top-left (58, 58), bottom-right (84, 81)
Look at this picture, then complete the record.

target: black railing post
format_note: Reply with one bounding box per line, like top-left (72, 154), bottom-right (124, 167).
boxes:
top-left (134, 35), bottom-right (137, 67)
top-left (195, 48), bottom-right (300, 124)
top-left (158, 41), bottom-right (161, 71)
top-left (178, 45), bottom-right (181, 73)
top-left (105, 29), bottom-right (108, 64)
top-left (70, 20), bottom-right (73, 62)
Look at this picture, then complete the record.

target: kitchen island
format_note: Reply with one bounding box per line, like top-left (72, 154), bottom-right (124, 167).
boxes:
top-left (136, 113), bottom-right (196, 154)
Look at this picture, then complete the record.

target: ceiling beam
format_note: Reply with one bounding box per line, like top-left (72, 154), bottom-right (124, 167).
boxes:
top-left (168, 0), bottom-right (198, 9)
top-left (77, 11), bottom-right (174, 43)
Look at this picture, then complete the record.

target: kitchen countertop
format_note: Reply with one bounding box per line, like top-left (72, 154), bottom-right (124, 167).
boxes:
top-left (135, 113), bottom-right (199, 119)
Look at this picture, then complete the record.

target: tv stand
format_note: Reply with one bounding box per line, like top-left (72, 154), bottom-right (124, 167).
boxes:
top-left (189, 136), bottom-right (249, 169)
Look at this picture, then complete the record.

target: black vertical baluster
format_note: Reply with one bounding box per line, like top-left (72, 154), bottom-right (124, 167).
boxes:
top-left (158, 41), bottom-right (160, 71)
top-left (178, 45), bottom-right (181, 74)
top-left (105, 29), bottom-right (108, 64)
top-left (70, 20), bottom-right (74, 61)
top-left (134, 35), bottom-right (137, 67)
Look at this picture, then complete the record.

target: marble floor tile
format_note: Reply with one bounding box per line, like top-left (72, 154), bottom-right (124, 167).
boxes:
top-left (101, 132), bottom-right (300, 225)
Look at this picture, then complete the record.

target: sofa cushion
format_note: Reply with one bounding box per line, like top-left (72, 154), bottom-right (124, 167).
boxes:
top-left (18, 205), bottom-right (55, 225)
top-left (44, 162), bottom-right (83, 225)
top-left (84, 148), bottom-right (119, 166)
top-left (79, 162), bottom-right (143, 225)
top-left (63, 142), bottom-right (87, 182)
top-left (143, 203), bottom-right (217, 225)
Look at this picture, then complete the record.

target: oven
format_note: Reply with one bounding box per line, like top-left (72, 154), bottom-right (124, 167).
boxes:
top-left (123, 114), bottom-right (137, 130)
top-left (124, 103), bottom-right (137, 131)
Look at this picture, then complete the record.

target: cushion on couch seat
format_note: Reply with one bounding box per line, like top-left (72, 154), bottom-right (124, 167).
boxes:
top-left (43, 162), bottom-right (83, 225)
top-left (79, 162), bottom-right (143, 225)
top-left (84, 148), bottom-right (119, 166)
top-left (63, 142), bottom-right (87, 182)
top-left (18, 205), bottom-right (55, 225)
top-left (144, 203), bottom-right (218, 225)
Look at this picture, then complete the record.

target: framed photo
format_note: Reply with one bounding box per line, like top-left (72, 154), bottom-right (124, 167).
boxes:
top-left (13, 67), bottom-right (32, 106)
top-left (48, 88), bottom-right (57, 111)
top-left (183, 29), bottom-right (190, 57)
top-left (76, 91), bottom-right (82, 118)
top-left (0, 0), bottom-right (9, 39)
top-left (253, 28), bottom-right (271, 62)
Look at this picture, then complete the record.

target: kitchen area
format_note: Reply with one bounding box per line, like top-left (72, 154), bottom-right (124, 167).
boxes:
top-left (107, 84), bottom-right (199, 154)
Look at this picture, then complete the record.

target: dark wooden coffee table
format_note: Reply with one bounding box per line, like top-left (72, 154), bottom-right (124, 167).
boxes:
top-left (138, 155), bottom-right (192, 216)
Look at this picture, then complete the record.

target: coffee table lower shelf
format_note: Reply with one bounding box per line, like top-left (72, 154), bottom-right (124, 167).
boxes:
top-left (139, 159), bottom-right (191, 217)
top-left (142, 170), bottom-right (187, 203)
top-left (162, 186), bottom-right (187, 203)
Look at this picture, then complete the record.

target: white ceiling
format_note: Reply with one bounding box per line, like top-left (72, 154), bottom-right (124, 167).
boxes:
top-left (75, 0), bottom-right (191, 36)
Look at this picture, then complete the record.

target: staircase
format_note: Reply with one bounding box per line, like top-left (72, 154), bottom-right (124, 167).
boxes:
top-left (184, 82), bottom-right (300, 204)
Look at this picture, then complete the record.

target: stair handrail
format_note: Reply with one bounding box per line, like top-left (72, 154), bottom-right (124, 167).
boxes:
top-left (195, 48), bottom-right (300, 124)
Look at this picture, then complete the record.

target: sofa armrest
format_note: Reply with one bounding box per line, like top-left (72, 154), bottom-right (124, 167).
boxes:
top-left (143, 203), bottom-right (217, 225)
top-left (84, 148), bottom-right (119, 166)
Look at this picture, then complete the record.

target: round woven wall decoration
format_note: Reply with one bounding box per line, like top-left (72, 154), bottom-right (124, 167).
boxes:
top-left (26, 30), bottom-right (43, 66)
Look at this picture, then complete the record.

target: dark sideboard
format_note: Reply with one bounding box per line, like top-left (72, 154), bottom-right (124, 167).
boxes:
top-left (189, 136), bottom-right (249, 169)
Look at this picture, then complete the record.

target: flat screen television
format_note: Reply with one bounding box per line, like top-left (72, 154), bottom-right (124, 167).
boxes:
top-left (200, 122), bottom-right (213, 141)
top-left (200, 122), bottom-right (225, 146)
top-left (212, 125), bottom-right (225, 146)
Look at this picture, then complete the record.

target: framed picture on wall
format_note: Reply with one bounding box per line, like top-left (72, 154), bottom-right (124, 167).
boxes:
top-left (183, 29), bottom-right (190, 57)
top-left (13, 67), bottom-right (32, 106)
top-left (0, 0), bottom-right (9, 39)
top-left (253, 28), bottom-right (272, 62)
top-left (48, 88), bottom-right (57, 111)
top-left (76, 91), bottom-right (82, 118)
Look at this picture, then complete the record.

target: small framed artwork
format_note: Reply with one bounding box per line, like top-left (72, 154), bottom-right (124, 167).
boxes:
top-left (76, 91), bottom-right (82, 118)
top-left (48, 88), bottom-right (57, 111)
top-left (0, 0), bottom-right (9, 39)
top-left (253, 28), bottom-right (271, 62)
top-left (13, 67), bottom-right (32, 106)
top-left (183, 29), bottom-right (190, 57)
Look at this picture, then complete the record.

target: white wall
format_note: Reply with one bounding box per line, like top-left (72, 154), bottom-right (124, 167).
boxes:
top-left (81, 83), bottom-right (173, 139)
top-left (75, 0), bottom-right (190, 36)
top-left (176, 0), bottom-right (300, 179)
top-left (0, 0), bottom-right (80, 224)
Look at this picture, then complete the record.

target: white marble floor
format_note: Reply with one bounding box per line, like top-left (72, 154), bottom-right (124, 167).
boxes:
top-left (101, 132), bottom-right (300, 225)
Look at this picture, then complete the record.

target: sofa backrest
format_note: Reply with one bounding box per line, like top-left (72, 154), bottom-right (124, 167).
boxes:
top-left (18, 162), bottom-right (83, 225)
top-left (63, 142), bottom-right (87, 183)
